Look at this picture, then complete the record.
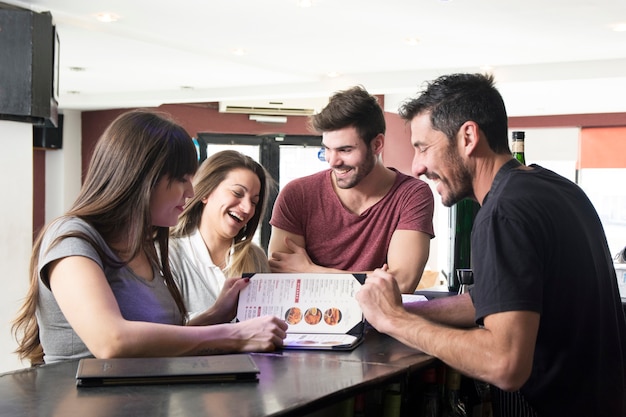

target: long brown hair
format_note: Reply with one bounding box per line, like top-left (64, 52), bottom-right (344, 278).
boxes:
top-left (172, 150), bottom-right (273, 275)
top-left (12, 110), bottom-right (198, 365)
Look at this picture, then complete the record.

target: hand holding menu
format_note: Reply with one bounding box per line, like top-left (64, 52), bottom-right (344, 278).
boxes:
top-left (237, 273), bottom-right (366, 350)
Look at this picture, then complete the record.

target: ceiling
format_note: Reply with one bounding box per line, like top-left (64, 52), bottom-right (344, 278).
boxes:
top-left (3, 0), bottom-right (626, 116)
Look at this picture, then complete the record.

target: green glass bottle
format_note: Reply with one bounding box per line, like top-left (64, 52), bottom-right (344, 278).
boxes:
top-left (442, 367), bottom-right (468, 417)
top-left (449, 198), bottom-right (480, 292)
top-left (512, 131), bottom-right (525, 165)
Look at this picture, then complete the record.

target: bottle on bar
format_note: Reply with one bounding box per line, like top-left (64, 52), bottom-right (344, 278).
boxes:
top-left (442, 367), bottom-right (467, 417)
top-left (449, 199), bottom-right (480, 292)
top-left (511, 131), bottom-right (525, 165)
top-left (419, 367), bottom-right (441, 417)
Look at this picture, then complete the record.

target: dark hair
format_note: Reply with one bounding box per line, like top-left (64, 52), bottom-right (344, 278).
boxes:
top-left (399, 73), bottom-right (511, 154)
top-left (310, 85), bottom-right (386, 145)
top-left (13, 110), bottom-right (198, 364)
top-left (172, 150), bottom-right (274, 276)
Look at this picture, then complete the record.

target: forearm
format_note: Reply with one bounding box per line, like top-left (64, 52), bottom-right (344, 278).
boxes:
top-left (383, 312), bottom-right (496, 383)
top-left (187, 308), bottom-right (232, 326)
top-left (87, 321), bottom-right (244, 358)
top-left (404, 293), bottom-right (476, 328)
top-left (376, 303), bottom-right (536, 391)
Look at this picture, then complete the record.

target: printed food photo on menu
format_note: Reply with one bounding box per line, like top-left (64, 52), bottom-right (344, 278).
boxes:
top-left (285, 307), bottom-right (302, 325)
top-left (304, 307), bottom-right (322, 325)
top-left (324, 308), bottom-right (342, 326)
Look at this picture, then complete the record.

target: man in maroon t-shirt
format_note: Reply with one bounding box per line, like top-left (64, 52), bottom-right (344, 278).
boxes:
top-left (268, 86), bottom-right (434, 293)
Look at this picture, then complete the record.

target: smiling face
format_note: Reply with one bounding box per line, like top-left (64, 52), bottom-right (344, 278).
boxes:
top-left (199, 168), bottom-right (261, 240)
top-left (322, 126), bottom-right (377, 190)
top-left (150, 174), bottom-right (195, 227)
top-left (409, 113), bottom-right (473, 207)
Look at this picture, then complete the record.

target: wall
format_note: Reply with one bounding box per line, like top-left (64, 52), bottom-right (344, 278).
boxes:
top-left (578, 127), bottom-right (626, 259)
top-left (0, 120), bottom-right (33, 373)
top-left (79, 104), bottom-right (332, 175)
top-left (0, 111), bottom-right (82, 373)
top-left (45, 111), bottom-right (82, 223)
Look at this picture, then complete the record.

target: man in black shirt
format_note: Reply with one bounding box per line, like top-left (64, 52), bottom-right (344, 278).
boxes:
top-left (356, 73), bottom-right (626, 416)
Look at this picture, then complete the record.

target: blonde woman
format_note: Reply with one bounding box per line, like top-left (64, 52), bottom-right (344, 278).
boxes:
top-left (170, 150), bottom-right (272, 320)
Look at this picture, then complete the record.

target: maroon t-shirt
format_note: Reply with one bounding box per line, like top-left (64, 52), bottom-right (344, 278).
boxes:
top-left (270, 168), bottom-right (434, 271)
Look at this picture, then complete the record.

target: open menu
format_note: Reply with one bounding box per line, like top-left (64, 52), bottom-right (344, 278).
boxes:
top-left (237, 273), bottom-right (366, 350)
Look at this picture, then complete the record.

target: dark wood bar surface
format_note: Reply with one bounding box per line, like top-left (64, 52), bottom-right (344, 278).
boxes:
top-left (0, 330), bottom-right (435, 417)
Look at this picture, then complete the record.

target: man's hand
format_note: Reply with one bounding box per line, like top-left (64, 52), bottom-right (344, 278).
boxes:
top-left (356, 266), bottom-right (405, 334)
top-left (269, 237), bottom-right (316, 273)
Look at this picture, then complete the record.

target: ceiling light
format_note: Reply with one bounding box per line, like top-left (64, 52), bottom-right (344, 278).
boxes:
top-left (249, 114), bottom-right (287, 123)
top-left (611, 22), bottom-right (626, 32)
top-left (298, 0), bottom-right (313, 8)
top-left (94, 12), bottom-right (120, 23)
top-left (326, 71), bottom-right (340, 78)
top-left (232, 48), bottom-right (246, 56)
top-left (405, 37), bottom-right (420, 46)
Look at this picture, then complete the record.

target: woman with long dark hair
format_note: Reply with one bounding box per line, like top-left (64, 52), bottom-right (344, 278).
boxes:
top-left (13, 110), bottom-right (286, 365)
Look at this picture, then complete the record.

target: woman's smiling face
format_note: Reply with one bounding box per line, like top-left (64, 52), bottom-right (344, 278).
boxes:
top-left (200, 168), bottom-right (261, 240)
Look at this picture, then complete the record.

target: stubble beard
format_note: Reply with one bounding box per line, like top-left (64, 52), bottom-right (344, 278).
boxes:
top-left (441, 147), bottom-right (473, 207)
top-left (335, 148), bottom-right (376, 190)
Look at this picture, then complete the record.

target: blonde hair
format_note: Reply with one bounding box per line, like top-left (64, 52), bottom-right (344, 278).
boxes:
top-left (172, 150), bottom-right (274, 275)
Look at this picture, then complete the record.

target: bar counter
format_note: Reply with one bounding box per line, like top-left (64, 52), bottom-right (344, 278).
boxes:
top-left (0, 330), bottom-right (436, 417)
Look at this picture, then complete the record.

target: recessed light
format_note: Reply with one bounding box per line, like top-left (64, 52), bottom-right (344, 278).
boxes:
top-left (231, 48), bottom-right (246, 56)
top-left (405, 37), bottom-right (420, 46)
top-left (69, 66), bottom-right (86, 72)
top-left (298, 0), bottom-right (313, 8)
top-left (611, 22), bottom-right (626, 32)
top-left (94, 12), bottom-right (120, 23)
top-left (326, 71), bottom-right (341, 78)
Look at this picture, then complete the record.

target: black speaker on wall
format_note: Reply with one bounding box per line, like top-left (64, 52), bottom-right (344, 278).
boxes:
top-left (33, 113), bottom-right (63, 149)
top-left (0, 7), bottom-right (58, 126)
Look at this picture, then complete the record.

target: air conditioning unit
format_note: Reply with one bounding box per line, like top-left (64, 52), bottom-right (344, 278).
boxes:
top-left (218, 98), bottom-right (327, 117)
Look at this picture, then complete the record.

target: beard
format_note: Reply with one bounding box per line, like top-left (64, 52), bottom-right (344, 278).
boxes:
top-left (440, 146), bottom-right (474, 207)
top-left (334, 147), bottom-right (377, 190)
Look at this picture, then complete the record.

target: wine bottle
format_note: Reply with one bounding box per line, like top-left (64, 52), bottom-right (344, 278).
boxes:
top-left (382, 383), bottom-right (402, 417)
top-left (511, 131), bottom-right (525, 165)
top-left (449, 199), bottom-right (480, 292)
top-left (442, 367), bottom-right (467, 417)
top-left (419, 367), bottom-right (441, 417)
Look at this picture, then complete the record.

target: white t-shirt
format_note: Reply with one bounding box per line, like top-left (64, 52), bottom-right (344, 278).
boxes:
top-left (169, 229), bottom-right (227, 319)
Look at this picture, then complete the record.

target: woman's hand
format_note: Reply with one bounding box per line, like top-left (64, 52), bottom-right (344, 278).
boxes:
top-left (232, 315), bottom-right (288, 352)
top-left (188, 277), bottom-right (249, 326)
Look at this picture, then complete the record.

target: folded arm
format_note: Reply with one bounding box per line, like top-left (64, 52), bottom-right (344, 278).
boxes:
top-left (269, 227), bottom-right (431, 294)
top-left (268, 228), bottom-right (343, 273)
